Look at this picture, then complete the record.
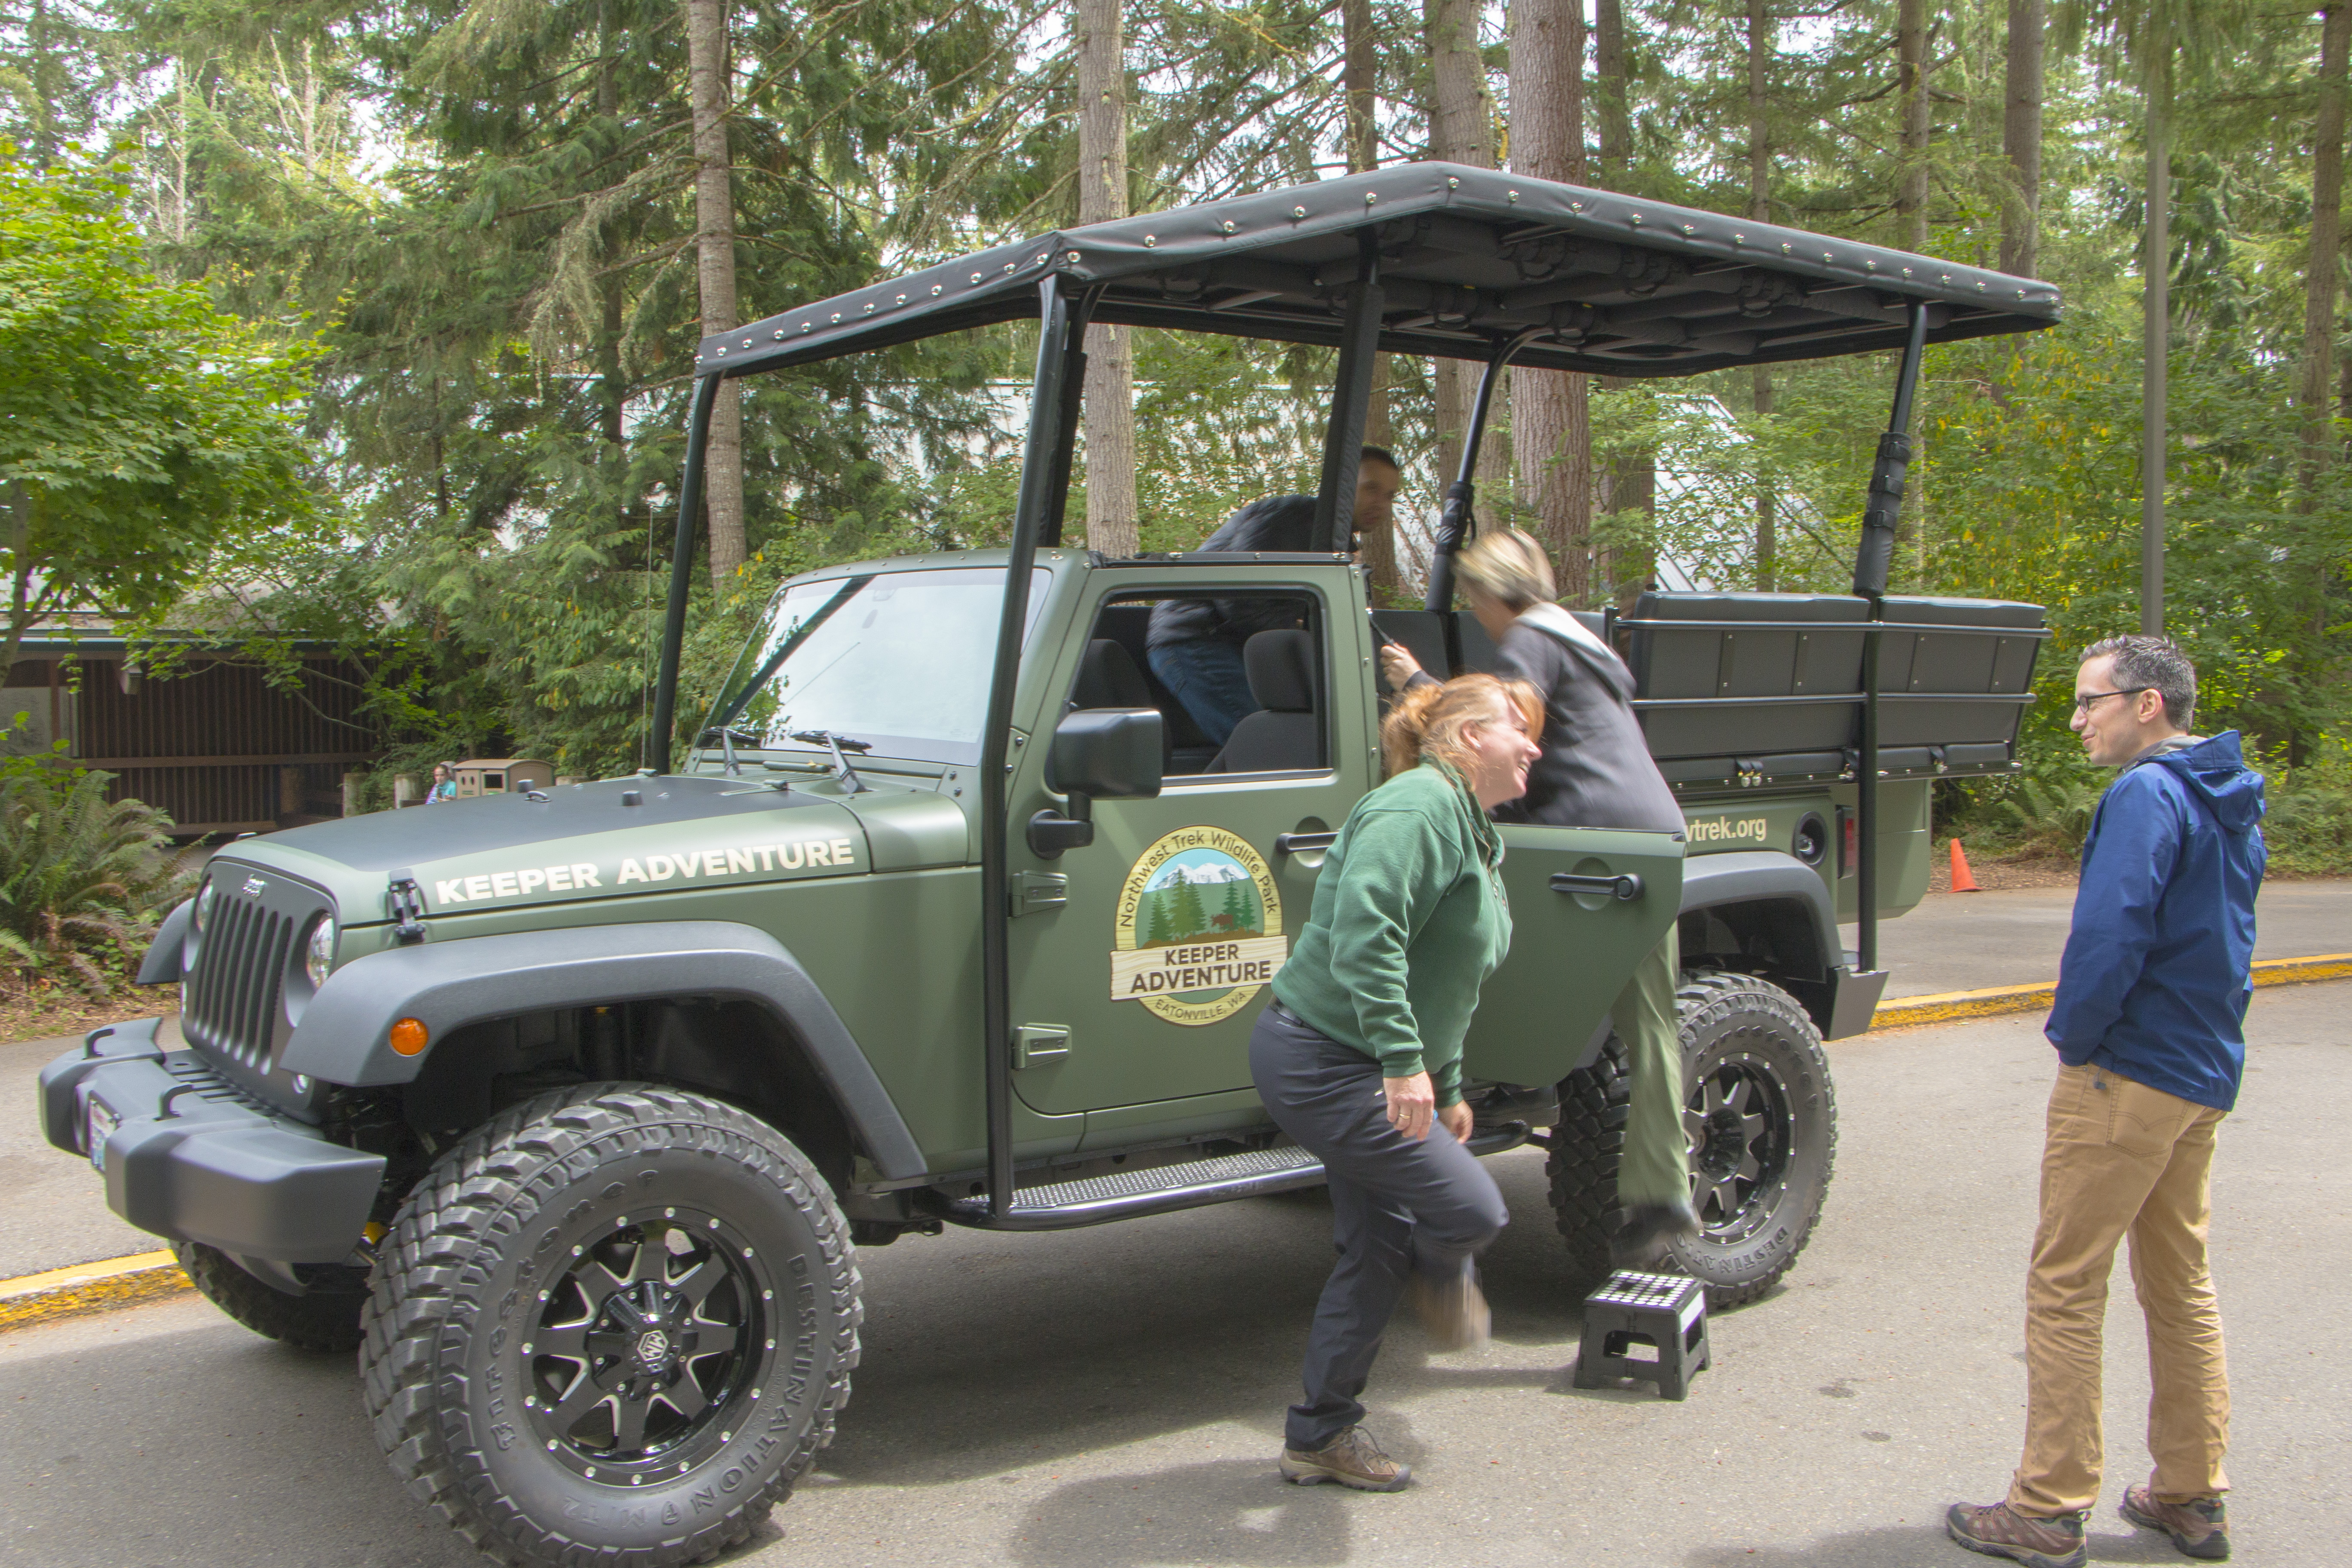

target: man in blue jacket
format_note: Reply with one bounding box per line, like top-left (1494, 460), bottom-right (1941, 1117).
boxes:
top-left (1950, 637), bottom-right (2264, 1568)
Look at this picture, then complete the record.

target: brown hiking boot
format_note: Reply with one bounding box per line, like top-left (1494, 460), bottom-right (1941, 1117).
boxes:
top-left (1277, 1426), bottom-right (1411, 1492)
top-left (1406, 1266), bottom-right (1490, 1351)
top-left (2121, 1485), bottom-right (2230, 1560)
top-left (1944, 1501), bottom-right (2087, 1568)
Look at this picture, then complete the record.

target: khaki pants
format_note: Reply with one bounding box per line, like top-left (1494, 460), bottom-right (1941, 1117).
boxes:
top-left (1610, 925), bottom-right (1687, 1208)
top-left (2009, 1063), bottom-right (2230, 1518)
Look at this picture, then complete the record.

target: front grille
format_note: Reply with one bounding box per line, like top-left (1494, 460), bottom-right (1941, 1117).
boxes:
top-left (184, 884), bottom-right (301, 1072)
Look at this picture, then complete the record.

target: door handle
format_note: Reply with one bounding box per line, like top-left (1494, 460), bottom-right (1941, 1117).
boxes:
top-left (1275, 831), bottom-right (1337, 854)
top-left (1550, 871), bottom-right (1644, 901)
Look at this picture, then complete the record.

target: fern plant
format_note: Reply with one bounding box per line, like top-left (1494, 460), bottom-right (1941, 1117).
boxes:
top-left (0, 763), bottom-right (193, 996)
top-left (1993, 774), bottom-right (2107, 859)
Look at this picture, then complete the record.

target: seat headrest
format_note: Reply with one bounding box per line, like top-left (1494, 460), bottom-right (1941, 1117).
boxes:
top-left (1075, 639), bottom-right (1152, 710)
top-left (1244, 630), bottom-right (1316, 713)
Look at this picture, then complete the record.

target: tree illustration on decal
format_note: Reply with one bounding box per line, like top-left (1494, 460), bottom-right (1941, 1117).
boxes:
top-left (1220, 878), bottom-right (1259, 937)
top-left (1167, 873), bottom-right (1209, 943)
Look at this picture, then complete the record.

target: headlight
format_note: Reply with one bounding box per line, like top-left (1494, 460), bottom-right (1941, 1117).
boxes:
top-left (306, 918), bottom-right (337, 988)
top-left (193, 880), bottom-right (215, 934)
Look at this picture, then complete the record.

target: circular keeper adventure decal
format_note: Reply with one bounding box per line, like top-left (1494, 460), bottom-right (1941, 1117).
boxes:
top-left (1111, 826), bottom-right (1287, 1026)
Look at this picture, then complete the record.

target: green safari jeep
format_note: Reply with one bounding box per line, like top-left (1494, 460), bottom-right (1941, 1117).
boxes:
top-left (37, 164), bottom-right (2055, 1567)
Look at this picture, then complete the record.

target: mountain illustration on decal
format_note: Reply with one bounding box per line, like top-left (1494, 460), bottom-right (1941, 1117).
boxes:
top-left (1135, 850), bottom-right (1264, 948)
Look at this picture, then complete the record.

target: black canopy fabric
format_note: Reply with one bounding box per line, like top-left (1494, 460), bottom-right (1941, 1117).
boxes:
top-left (695, 162), bottom-right (2061, 383)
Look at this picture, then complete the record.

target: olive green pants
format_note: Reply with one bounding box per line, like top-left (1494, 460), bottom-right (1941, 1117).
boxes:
top-left (1610, 925), bottom-right (1688, 1209)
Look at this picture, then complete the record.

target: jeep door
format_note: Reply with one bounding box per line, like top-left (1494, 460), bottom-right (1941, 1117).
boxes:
top-left (1459, 825), bottom-right (1685, 1087)
top-left (1004, 566), bottom-right (1375, 1117)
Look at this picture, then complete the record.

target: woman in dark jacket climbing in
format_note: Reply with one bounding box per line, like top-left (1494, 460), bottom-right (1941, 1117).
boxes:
top-left (1250, 671), bottom-right (1544, 1494)
top-left (1381, 529), bottom-right (1700, 1263)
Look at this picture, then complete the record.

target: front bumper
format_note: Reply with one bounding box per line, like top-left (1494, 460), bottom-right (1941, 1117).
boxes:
top-left (38, 1019), bottom-right (386, 1264)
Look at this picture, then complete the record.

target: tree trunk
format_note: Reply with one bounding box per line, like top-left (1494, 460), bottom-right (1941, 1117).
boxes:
top-left (2141, 32), bottom-right (2170, 635)
top-left (1592, 0), bottom-right (1652, 611)
top-left (1748, 0), bottom-right (1776, 591)
top-left (1076, 0), bottom-right (1138, 556)
top-left (0, 481), bottom-right (31, 682)
top-left (1345, 0), bottom-right (1404, 597)
top-left (2000, 0), bottom-right (2045, 277)
top-left (685, 0), bottom-right (747, 589)
top-left (2300, 3), bottom-right (2350, 487)
top-left (1344, 0), bottom-right (1380, 174)
top-left (1896, 0), bottom-right (1929, 253)
top-left (598, 2), bottom-right (631, 542)
top-left (28, 0), bottom-right (54, 164)
top-left (1510, 0), bottom-right (1591, 602)
top-left (1426, 0), bottom-right (1504, 494)
top-left (1593, 0), bottom-right (1632, 178)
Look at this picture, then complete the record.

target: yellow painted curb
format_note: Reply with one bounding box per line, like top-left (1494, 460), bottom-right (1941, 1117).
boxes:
top-left (1872, 952), bottom-right (2352, 1030)
top-left (0, 1249), bottom-right (188, 1332)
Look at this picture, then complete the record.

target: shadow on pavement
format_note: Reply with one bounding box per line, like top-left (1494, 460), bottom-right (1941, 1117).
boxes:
top-left (1681, 1520), bottom-right (2182, 1567)
top-left (1009, 1458), bottom-right (1354, 1568)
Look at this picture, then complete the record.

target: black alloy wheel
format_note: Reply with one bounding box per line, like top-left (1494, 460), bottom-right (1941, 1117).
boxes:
top-left (1684, 1052), bottom-right (1795, 1245)
top-left (525, 1210), bottom-right (767, 1485)
top-left (1545, 969), bottom-right (1836, 1309)
top-left (361, 1084), bottom-right (861, 1568)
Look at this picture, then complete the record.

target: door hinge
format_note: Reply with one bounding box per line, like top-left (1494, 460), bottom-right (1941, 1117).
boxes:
top-left (1013, 1023), bottom-right (1071, 1069)
top-left (1009, 870), bottom-right (1068, 917)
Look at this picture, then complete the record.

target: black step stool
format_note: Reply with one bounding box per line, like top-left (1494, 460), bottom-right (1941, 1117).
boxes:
top-left (1573, 1270), bottom-right (1709, 1400)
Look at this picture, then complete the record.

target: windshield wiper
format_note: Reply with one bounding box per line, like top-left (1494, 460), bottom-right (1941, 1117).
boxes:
top-left (789, 729), bottom-right (873, 794)
top-left (705, 575), bottom-right (869, 735)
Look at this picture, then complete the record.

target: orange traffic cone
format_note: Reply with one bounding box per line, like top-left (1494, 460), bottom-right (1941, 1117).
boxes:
top-left (1949, 836), bottom-right (1980, 893)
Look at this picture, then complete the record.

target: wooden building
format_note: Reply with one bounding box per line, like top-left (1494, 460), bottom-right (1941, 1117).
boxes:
top-left (4, 636), bottom-right (379, 836)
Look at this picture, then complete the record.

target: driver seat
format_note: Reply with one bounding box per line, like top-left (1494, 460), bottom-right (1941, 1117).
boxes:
top-left (1207, 631), bottom-right (1319, 773)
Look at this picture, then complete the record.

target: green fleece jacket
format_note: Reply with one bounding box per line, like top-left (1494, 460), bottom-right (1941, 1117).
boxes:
top-left (1270, 760), bottom-right (1511, 1107)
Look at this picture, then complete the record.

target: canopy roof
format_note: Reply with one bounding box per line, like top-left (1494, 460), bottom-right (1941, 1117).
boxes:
top-left (696, 163), bottom-right (2060, 383)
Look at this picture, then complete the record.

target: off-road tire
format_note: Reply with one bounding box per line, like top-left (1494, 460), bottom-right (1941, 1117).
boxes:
top-left (358, 1083), bottom-right (861, 1568)
top-left (1547, 970), bottom-right (1837, 1310)
top-left (172, 1241), bottom-right (368, 1353)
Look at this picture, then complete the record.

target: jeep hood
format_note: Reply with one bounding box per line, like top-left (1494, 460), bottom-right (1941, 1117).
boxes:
top-left (215, 775), bottom-right (969, 927)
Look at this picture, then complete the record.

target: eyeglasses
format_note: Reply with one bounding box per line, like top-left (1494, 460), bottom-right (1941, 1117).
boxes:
top-left (2073, 687), bottom-right (2150, 713)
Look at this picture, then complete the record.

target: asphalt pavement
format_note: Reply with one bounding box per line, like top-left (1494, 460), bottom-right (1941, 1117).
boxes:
top-left (0, 1018), bottom-right (186, 1278)
top-left (1, 983), bottom-right (2341, 1568)
top-left (1863, 879), bottom-right (2350, 998)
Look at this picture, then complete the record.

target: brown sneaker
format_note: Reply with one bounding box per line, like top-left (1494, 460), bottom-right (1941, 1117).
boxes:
top-left (1277, 1426), bottom-right (1411, 1491)
top-left (1944, 1501), bottom-right (2087, 1568)
top-left (1406, 1266), bottom-right (1491, 1351)
top-left (2121, 1485), bottom-right (2230, 1560)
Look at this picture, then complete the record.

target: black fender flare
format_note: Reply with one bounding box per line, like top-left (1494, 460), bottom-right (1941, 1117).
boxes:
top-left (136, 899), bottom-right (193, 985)
top-left (1677, 849), bottom-right (1838, 961)
top-left (278, 921), bottom-right (926, 1179)
top-left (1676, 850), bottom-right (1865, 1035)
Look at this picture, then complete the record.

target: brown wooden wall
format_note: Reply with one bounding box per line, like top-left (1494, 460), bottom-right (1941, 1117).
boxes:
top-left (4, 655), bottom-right (377, 834)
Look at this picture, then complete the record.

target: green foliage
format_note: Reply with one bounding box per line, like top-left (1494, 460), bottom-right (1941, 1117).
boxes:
top-left (2257, 748), bottom-right (2352, 876)
top-left (0, 741), bottom-right (190, 995)
top-left (1985, 771), bottom-right (2107, 861)
top-left (8, 0), bottom-right (2341, 797)
top-left (0, 148), bottom-right (325, 669)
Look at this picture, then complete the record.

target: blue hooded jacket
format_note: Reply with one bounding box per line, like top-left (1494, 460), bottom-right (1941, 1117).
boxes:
top-left (2045, 730), bottom-right (2266, 1111)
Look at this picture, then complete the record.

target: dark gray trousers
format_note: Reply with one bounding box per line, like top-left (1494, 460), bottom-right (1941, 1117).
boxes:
top-left (1249, 1004), bottom-right (1508, 1451)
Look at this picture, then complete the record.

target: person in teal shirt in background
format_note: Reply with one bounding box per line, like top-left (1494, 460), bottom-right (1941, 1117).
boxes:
top-left (1251, 671), bottom-right (1543, 1494)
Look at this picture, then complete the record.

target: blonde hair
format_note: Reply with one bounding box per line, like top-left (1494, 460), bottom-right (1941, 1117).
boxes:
top-left (1455, 528), bottom-right (1556, 611)
top-left (1381, 673), bottom-right (1544, 778)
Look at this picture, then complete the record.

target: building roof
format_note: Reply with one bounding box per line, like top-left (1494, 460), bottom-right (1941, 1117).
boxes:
top-left (696, 162), bottom-right (2061, 383)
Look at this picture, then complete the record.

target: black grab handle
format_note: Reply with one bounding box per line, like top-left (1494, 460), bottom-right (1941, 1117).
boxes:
top-left (1550, 871), bottom-right (1644, 902)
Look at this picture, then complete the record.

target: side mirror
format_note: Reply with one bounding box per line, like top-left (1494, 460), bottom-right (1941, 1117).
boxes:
top-left (1029, 707), bottom-right (1163, 858)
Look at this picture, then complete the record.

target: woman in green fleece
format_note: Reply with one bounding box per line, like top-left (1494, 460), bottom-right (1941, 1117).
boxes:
top-left (1253, 671), bottom-right (1544, 1494)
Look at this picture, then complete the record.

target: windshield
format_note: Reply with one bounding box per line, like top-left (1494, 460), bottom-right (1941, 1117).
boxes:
top-left (706, 566), bottom-right (1053, 765)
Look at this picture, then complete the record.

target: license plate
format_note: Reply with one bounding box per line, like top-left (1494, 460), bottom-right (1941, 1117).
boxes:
top-left (84, 1096), bottom-right (119, 1173)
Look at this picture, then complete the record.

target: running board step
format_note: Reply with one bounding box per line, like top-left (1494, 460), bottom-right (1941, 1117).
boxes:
top-left (927, 1125), bottom-right (1530, 1232)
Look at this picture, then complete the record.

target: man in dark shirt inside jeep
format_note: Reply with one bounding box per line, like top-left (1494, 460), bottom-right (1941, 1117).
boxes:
top-left (1145, 447), bottom-right (1401, 747)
